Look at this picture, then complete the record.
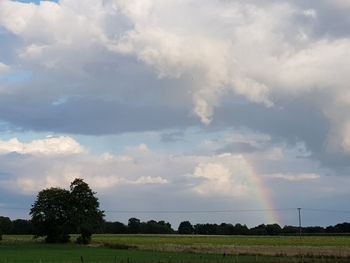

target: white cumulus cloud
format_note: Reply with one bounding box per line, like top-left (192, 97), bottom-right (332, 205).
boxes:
top-left (0, 136), bottom-right (85, 155)
top-left (0, 0), bottom-right (350, 160)
top-left (266, 173), bottom-right (320, 182)
top-left (191, 154), bottom-right (254, 197)
top-left (0, 62), bottom-right (10, 74)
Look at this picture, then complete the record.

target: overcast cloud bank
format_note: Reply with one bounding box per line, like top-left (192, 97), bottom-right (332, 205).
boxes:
top-left (0, 0), bottom-right (349, 226)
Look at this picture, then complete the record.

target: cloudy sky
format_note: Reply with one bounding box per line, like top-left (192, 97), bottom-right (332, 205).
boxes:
top-left (0, 0), bottom-right (350, 228)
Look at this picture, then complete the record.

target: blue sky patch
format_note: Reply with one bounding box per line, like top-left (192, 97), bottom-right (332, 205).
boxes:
top-left (13, 0), bottom-right (58, 4)
top-left (0, 71), bottom-right (32, 85)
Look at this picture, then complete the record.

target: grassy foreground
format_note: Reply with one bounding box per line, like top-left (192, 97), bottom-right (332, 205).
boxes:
top-left (92, 234), bottom-right (350, 247)
top-left (0, 243), bottom-right (296, 263)
top-left (1, 235), bottom-right (350, 262)
top-left (92, 234), bottom-right (350, 258)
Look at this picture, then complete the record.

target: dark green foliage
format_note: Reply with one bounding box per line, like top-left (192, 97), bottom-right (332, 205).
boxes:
top-left (10, 219), bottom-right (33, 234)
top-left (192, 222), bottom-right (250, 235)
top-left (194, 223), bottom-right (221, 235)
top-left (102, 242), bottom-right (136, 250)
top-left (282, 225), bottom-right (298, 234)
top-left (266, 224), bottom-right (282, 236)
top-left (178, 221), bottom-right (194, 234)
top-left (104, 219), bottom-right (173, 234)
top-left (233, 223), bottom-right (249, 235)
top-left (76, 227), bottom-right (92, 244)
top-left (69, 178), bottom-right (104, 244)
top-left (30, 187), bottom-right (72, 243)
top-left (30, 178), bottom-right (104, 244)
top-left (128, 218), bottom-right (141, 234)
top-left (103, 221), bottom-right (128, 234)
top-left (217, 223), bottom-right (235, 235)
top-left (156, 220), bottom-right (173, 234)
top-left (141, 220), bottom-right (173, 234)
top-left (3, 212), bottom-right (350, 237)
top-left (0, 216), bottom-right (12, 234)
top-left (249, 224), bottom-right (268, 235)
top-left (304, 226), bottom-right (325, 234)
top-left (326, 223), bottom-right (350, 233)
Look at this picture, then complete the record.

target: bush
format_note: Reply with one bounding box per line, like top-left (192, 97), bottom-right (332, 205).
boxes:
top-left (103, 243), bottom-right (136, 250)
top-left (76, 235), bottom-right (91, 245)
top-left (45, 232), bottom-right (70, 243)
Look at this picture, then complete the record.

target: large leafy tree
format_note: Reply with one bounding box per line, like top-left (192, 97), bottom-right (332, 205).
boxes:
top-left (30, 188), bottom-right (71, 243)
top-left (30, 179), bottom-right (104, 244)
top-left (128, 218), bottom-right (141, 234)
top-left (178, 221), bottom-right (194, 234)
top-left (0, 216), bottom-right (12, 235)
top-left (70, 178), bottom-right (104, 244)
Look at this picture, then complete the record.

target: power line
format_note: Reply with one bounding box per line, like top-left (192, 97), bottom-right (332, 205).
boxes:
top-left (1, 206), bottom-right (350, 214)
top-left (0, 206), bottom-right (295, 213)
top-left (104, 208), bottom-right (296, 214)
top-left (303, 208), bottom-right (350, 214)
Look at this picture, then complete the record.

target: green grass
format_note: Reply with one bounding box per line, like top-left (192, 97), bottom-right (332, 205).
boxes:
top-left (1, 235), bottom-right (350, 263)
top-left (0, 243), bottom-right (342, 263)
top-left (0, 242), bottom-right (290, 263)
top-left (92, 234), bottom-right (350, 247)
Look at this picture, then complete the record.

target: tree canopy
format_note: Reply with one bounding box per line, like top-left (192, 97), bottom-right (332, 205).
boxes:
top-left (2, 213), bottom-right (350, 237)
top-left (30, 187), bottom-right (71, 243)
top-left (70, 178), bottom-right (104, 244)
top-left (30, 178), bottom-right (104, 243)
top-left (178, 221), bottom-right (194, 234)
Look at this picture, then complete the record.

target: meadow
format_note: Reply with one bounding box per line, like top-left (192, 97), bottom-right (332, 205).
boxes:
top-left (1, 234), bottom-right (350, 263)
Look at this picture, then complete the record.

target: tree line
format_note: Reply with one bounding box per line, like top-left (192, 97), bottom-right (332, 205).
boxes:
top-left (0, 178), bottom-right (349, 243)
top-left (1, 216), bottom-right (350, 237)
top-left (178, 221), bottom-right (350, 235)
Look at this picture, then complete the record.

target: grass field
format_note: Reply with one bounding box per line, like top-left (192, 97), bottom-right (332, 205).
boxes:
top-left (91, 234), bottom-right (350, 258)
top-left (0, 242), bottom-right (297, 263)
top-left (1, 235), bottom-right (350, 263)
top-left (92, 234), bottom-right (350, 247)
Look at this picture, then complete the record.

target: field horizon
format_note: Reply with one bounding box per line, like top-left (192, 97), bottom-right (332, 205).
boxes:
top-left (1, 234), bottom-right (350, 262)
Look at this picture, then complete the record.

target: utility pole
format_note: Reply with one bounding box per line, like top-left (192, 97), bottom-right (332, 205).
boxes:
top-left (297, 208), bottom-right (302, 239)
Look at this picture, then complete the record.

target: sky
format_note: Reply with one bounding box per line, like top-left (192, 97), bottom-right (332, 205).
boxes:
top-left (0, 0), bottom-right (350, 228)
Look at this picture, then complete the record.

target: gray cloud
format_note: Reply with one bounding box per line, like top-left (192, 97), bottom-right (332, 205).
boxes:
top-left (0, 0), bottom-right (349, 172)
top-left (216, 141), bottom-right (259, 154)
top-left (0, 0), bottom-right (350, 225)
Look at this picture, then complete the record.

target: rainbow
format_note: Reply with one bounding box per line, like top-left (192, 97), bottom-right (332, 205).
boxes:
top-left (246, 159), bottom-right (280, 224)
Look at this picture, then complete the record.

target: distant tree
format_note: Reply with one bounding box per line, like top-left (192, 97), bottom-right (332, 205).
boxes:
top-left (30, 188), bottom-right (71, 243)
top-left (282, 225), bottom-right (298, 234)
top-left (334, 223), bottom-right (350, 233)
top-left (234, 223), bottom-right (249, 235)
top-left (249, 224), bottom-right (267, 235)
top-left (141, 220), bottom-right (173, 234)
top-left (194, 223), bottom-right (219, 235)
top-left (128, 218), bottom-right (141, 234)
top-left (0, 216), bottom-right (12, 234)
top-left (103, 221), bottom-right (128, 234)
top-left (69, 178), bottom-right (104, 244)
top-left (303, 226), bottom-right (324, 234)
top-left (10, 219), bottom-right (33, 235)
top-left (326, 222), bottom-right (350, 234)
top-left (157, 220), bottom-right (173, 234)
top-left (178, 221), bottom-right (194, 234)
top-left (266, 224), bottom-right (282, 236)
